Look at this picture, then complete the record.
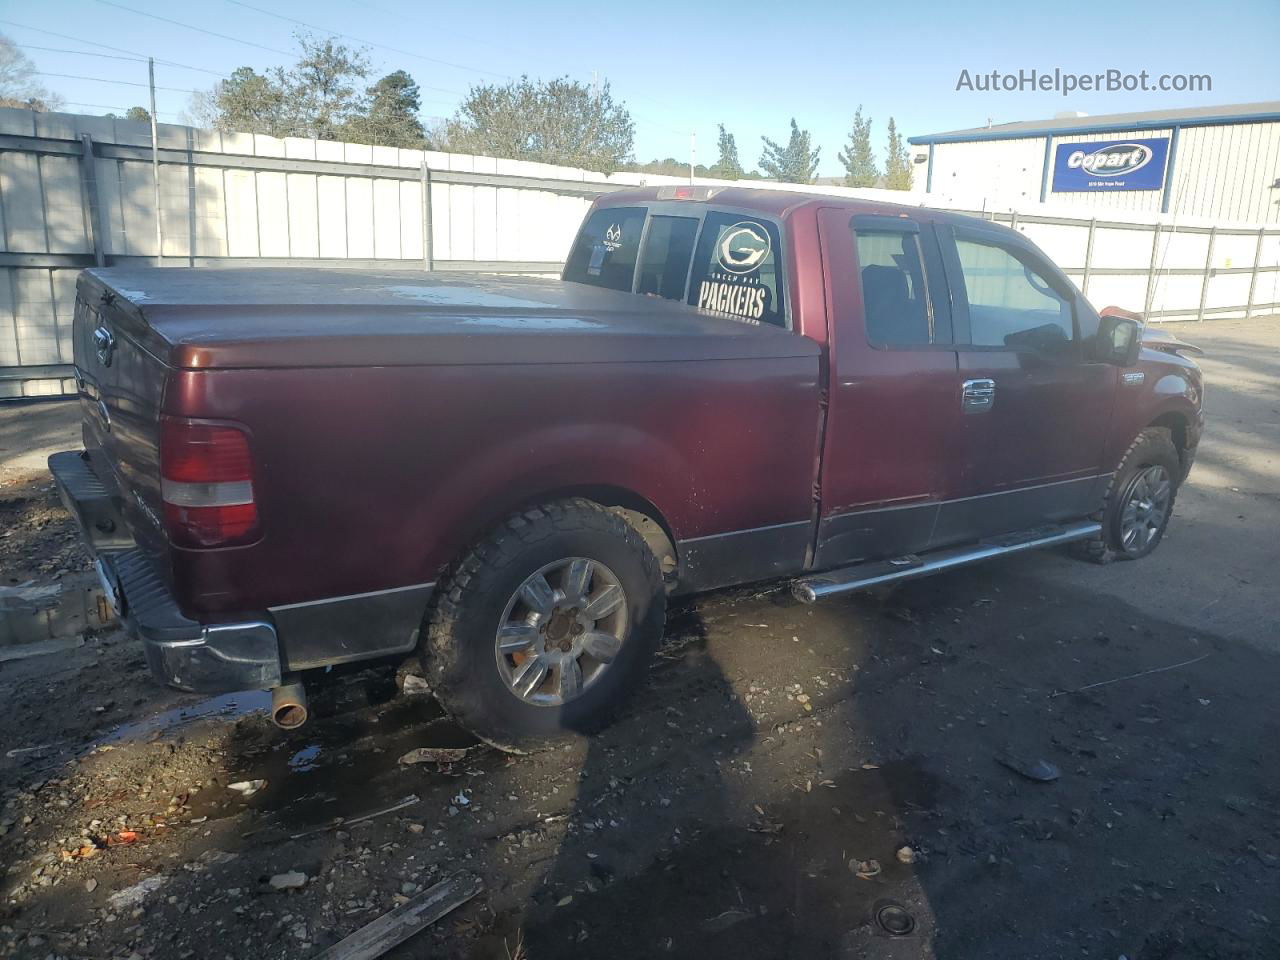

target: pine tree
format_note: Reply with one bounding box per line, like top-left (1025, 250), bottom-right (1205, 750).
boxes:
top-left (710, 124), bottom-right (743, 180)
top-left (837, 106), bottom-right (878, 187)
top-left (883, 117), bottom-right (913, 191)
top-left (344, 70), bottom-right (426, 148)
top-left (758, 119), bottom-right (820, 184)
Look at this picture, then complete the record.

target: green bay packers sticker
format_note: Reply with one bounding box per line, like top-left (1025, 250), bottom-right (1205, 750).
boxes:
top-left (696, 221), bottom-right (772, 323)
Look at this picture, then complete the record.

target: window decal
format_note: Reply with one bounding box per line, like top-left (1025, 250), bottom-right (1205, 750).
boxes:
top-left (690, 217), bottom-right (781, 326)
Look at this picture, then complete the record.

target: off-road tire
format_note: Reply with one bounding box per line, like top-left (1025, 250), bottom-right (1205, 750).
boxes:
top-left (422, 499), bottom-right (665, 751)
top-left (1075, 427), bottom-right (1181, 564)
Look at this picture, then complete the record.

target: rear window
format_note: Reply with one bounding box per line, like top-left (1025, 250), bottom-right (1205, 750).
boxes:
top-left (687, 213), bottom-right (785, 328)
top-left (637, 216), bottom-right (698, 300)
top-left (562, 207), bottom-right (646, 292)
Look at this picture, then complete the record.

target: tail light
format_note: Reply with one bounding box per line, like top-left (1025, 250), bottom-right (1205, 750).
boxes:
top-left (160, 418), bottom-right (260, 548)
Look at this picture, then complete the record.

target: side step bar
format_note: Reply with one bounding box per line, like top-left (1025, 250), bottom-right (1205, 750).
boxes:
top-left (792, 521), bottom-right (1101, 604)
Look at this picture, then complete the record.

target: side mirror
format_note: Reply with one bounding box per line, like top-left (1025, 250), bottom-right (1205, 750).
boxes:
top-left (1096, 314), bottom-right (1142, 366)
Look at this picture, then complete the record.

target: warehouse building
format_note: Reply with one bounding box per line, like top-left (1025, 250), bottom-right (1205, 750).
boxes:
top-left (910, 101), bottom-right (1280, 223)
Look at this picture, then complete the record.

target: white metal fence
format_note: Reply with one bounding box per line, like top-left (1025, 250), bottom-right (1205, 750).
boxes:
top-left (2, 107), bottom-right (1278, 398)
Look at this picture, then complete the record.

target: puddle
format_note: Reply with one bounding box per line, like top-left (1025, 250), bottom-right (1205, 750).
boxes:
top-left (106, 690), bottom-right (272, 744)
top-left (180, 694), bottom-right (483, 832)
top-left (288, 744), bottom-right (321, 772)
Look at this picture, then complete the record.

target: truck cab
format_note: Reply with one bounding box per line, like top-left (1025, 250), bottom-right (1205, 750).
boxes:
top-left (564, 186), bottom-right (1203, 579)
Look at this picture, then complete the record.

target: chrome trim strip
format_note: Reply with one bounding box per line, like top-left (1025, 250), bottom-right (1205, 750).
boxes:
top-left (268, 581), bottom-right (436, 613)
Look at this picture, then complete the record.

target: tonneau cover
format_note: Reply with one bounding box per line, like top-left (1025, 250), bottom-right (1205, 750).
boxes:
top-left (84, 267), bottom-right (818, 370)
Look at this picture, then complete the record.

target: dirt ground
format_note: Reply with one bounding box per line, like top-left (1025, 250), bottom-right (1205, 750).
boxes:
top-left (1, 319), bottom-right (1277, 960)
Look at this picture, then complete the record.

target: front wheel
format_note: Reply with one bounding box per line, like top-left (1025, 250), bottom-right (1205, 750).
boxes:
top-left (1087, 427), bottom-right (1181, 562)
top-left (423, 499), bottom-right (665, 751)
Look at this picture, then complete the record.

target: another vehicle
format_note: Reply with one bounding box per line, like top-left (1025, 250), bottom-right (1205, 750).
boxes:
top-left (49, 186), bottom-right (1204, 748)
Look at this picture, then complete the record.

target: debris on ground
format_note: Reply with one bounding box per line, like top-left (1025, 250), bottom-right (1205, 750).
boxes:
top-left (852, 858), bottom-right (882, 879)
top-left (315, 873), bottom-right (484, 960)
top-left (995, 753), bottom-right (1061, 782)
top-left (269, 870), bottom-right (308, 891)
top-left (106, 875), bottom-right (168, 910)
top-left (399, 747), bottom-right (469, 765)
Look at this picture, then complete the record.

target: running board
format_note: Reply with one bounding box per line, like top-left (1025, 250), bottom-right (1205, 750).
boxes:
top-left (791, 521), bottom-right (1101, 604)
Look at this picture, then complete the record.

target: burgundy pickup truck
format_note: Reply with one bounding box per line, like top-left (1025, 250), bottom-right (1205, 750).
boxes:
top-left (50, 186), bottom-right (1204, 748)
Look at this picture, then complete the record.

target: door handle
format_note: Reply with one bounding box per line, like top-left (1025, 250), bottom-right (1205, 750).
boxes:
top-left (961, 378), bottom-right (995, 413)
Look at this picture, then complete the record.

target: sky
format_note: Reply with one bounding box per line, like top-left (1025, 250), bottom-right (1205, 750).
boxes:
top-left (4, 0), bottom-right (1278, 177)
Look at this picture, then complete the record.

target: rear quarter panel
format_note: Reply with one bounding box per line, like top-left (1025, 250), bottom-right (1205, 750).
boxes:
top-left (165, 352), bottom-right (821, 616)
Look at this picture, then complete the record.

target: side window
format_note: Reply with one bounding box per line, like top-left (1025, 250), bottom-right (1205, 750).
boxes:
top-left (562, 207), bottom-right (647, 292)
top-left (688, 213), bottom-right (785, 328)
top-left (637, 216), bottom-right (698, 301)
top-left (955, 237), bottom-right (1075, 352)
top-left (853, 228), bottom-right (932, 346)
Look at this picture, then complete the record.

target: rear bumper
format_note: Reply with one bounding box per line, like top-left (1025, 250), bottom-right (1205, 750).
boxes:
top-left (48, 450), bottom-right (282, 693)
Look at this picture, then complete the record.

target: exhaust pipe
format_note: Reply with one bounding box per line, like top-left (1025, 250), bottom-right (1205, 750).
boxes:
top-left (271, 675), bottom-right (308, 730)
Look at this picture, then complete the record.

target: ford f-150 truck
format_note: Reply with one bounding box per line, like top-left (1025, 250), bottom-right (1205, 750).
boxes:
top-left (50, 186), bottom-right (1204, 748)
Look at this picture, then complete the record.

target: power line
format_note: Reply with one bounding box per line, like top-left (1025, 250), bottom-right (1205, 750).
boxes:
top-left (34, 71), bottom-right (201, 95)
top-left (0, 19), bottom-right (227, 76)
top-left (13, 43), bottom-right (153, 65)
top-left (219, 0), bottom-right (509, 80)
top-left (93, 0), bottom-right (295, 57)
top-left (61, 100), bottom-right (183, 117)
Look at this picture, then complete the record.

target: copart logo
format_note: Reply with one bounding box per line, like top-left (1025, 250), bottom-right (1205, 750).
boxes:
top-left (1066, 143), bottom-right (1153, 177)
top-left (717, 222), bottom-right (771, 275)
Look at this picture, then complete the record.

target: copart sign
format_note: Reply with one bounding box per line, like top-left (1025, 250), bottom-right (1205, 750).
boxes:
top-left (1051, 137), bottom-right (1169, 192)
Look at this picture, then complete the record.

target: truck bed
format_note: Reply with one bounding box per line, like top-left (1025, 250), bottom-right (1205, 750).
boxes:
top-left (81, 268), bottom-right (815, 371)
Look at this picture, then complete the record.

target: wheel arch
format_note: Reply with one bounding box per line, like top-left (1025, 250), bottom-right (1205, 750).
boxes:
top-left (1147, 409), bottom-right (1195, 478)
top-left (432, 482), bottom-right (680, 590)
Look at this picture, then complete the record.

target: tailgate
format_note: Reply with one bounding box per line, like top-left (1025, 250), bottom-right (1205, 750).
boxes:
top-left (73, 272), bottom-right (172, 562)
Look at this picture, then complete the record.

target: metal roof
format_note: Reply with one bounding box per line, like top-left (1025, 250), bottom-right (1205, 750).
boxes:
top-left (909, 101), bottom-right (1280, 145)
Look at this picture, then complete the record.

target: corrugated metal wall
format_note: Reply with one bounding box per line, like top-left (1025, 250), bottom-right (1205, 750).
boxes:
top-left (1170, 122), bottom-right (1280, 223)
top-left (925, 120), bottom-right (1280, 223)
top-left (925, 137), bottom-right (1046, 207)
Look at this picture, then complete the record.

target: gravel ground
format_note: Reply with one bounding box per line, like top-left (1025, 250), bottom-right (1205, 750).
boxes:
top-left (1, 319), bottom-right (1277, 960)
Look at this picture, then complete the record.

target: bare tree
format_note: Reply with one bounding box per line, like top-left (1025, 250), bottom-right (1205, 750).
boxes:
top-left (0, 33), bottom-right (64, 111)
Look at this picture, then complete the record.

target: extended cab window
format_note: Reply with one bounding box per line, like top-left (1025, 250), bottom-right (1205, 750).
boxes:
top-left (955, 237), bottom-right (1075, 352)
top-left (687, 213), bottom-right (785, 328)
top-left (563, 207), bottom-right (646, 292)
top-left (637, 216), bottom-right (698, 301)
top-left (854, 229), bottom-right (932, 346)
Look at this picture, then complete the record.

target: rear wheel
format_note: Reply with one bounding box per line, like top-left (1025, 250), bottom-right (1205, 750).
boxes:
top-left (1082, 427), bottom-right (1181, 563)
top-left (423, 499), bottom-right (665, 751)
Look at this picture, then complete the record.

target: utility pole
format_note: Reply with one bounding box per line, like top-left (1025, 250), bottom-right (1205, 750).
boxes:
top-left (689, 131), bottom-right (696, 184)
top-left (148, 57), bottom-right (162, 267)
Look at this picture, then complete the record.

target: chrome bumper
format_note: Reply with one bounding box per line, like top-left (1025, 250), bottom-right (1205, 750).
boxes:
top-left (48, 450), bottom-right (282, 692)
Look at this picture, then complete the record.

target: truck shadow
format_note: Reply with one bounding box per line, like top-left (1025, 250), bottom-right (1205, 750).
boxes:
top-left (502, 556), bottom-right (1280, 959)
